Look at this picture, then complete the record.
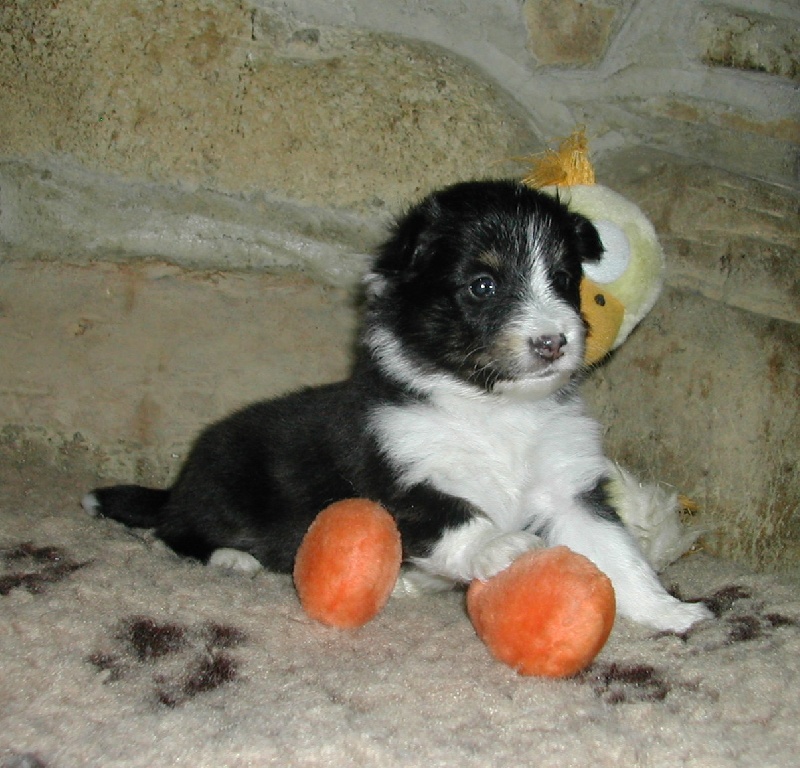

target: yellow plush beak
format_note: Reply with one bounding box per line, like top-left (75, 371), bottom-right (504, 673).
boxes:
top-left (581, 277), bottom-right (624, 365)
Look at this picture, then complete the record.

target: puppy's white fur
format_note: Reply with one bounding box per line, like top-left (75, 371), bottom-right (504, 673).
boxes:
top-left (371, 314), bottom-right (710, 633)
top-left (208, 548), bottom-right (263, 574)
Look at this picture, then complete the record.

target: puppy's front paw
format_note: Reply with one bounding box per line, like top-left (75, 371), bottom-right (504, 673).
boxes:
top-left (392, 569), bottom-right (455, 597)
top-left (658, 599), bottom-right (713, 633)
top-left (633, 595), bottom-right (713, 634)
top-left (471, 531), bottom-right (544, 582)
top-left (81, 492), bottom-right (101, 517)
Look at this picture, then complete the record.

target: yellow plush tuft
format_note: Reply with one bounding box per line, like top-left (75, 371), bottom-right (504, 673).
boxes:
top-left (522, 129), bottom-right (596, 188)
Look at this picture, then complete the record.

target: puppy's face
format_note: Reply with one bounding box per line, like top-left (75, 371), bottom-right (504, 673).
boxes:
top-left (366, 181), bottom-right (603, 396)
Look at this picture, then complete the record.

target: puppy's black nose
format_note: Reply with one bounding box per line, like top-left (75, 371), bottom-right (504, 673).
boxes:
top-left (531, 333), bottom-right (567, 361)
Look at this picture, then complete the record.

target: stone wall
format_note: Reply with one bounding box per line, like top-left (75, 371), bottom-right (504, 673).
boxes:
top-left (257, 0), bottom-right (798, 187)
top-left (588, 148), bottom-right (799, 573)
top-left (0, 0), bottom-right (797, 571)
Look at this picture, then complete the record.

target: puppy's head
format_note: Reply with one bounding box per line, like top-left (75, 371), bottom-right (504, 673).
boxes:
top-left (365, 180), bottom-right (603, 397)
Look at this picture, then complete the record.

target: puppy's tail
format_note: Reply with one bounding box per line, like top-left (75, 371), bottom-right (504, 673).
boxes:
top-left (82, 485), bottom-right (170, 528)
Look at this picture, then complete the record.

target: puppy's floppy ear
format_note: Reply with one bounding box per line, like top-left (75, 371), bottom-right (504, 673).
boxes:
top-left (569, 212), bottom-right (604, 264)
top-left (364, 206), bottom-right (434, 299)
top-left (375, 197), bottom-right (442, 276)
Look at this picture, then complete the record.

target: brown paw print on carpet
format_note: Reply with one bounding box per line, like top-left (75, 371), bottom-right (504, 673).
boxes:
top-left (0, 542), bottom-right (89, 595)
top-left (576, 583), bottom-right (800, 704)
top-left (0, 752), bottom-right (49, 768)
top-left (88, 616), bottom-right (247, 707)
top-left (676, 583), bottom-right (800, 647)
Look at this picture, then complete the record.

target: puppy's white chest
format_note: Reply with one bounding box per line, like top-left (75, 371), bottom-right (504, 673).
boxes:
top-left (371, 392), bottom-right (606, 530)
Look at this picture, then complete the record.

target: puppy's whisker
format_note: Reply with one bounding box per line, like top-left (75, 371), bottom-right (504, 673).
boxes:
top-left (460, 344), bottom-right (499, 386)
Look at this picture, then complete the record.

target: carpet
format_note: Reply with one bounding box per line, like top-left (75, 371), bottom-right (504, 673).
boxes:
top-left (1, 453), bottom-right (799, 768)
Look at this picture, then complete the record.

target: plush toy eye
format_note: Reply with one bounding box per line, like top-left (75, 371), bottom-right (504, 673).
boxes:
top-left (469, 275), bottom-right (497, 299)
top-left (583, 220), bottom-right (631, 284)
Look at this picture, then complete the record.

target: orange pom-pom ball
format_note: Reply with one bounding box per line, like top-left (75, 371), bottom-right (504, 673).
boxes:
top-left (467, 546), bottom-right (616, 677)
top-left (293, 499), bottom-right (402, 629)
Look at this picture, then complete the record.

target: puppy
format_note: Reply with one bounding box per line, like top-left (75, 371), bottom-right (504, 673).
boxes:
top-left (84, 180), bottom-right (710, 633)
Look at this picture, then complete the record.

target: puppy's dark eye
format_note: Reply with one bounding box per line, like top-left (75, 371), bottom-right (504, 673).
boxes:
top-left (469, 275), bottom-right (497, 299)
top-left (552, 270), bottom-right (572, 292)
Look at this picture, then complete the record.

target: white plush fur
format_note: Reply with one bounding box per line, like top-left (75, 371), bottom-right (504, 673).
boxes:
top-left (610, 465), bottom-right (704, 573)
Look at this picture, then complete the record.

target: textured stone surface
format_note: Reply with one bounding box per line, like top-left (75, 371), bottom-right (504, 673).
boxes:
top-left (584, 287), bottom-right (799, 572)
top-left (523, 0), bottom-right (622, 66)
top-left (251, 0), bottom-right (799, 189)
top-left (0, 261), bottom-right (356, 482)
top-left (3, 0), bottom-right (797, 197)
top-left (597, 149), bottom-right (800, 323)
top-left (591, 98), bottom-right (798, 190)
top-left (698, 5), bottom-right (800, 80)
top-left (0, 159), bottom-right (384, 286)
top-left (0, 0), bottom-right (533, 211)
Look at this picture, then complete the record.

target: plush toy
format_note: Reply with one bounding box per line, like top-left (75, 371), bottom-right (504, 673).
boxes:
top-left (467, 547), bottom-right (615, 677)
top-left (522, 129), bottom-right (665, 365)
top-left (294, 499), bottom-right (401, 629)
top-left (524, 130), bottom-right (703, 569)
top-left (292, 131), bottom-right (698, 677)
top-left (294, 499), bottom-right (616, 678)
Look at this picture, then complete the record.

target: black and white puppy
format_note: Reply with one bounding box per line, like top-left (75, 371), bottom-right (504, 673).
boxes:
top-left (84, 180), bottom-right (710, 633)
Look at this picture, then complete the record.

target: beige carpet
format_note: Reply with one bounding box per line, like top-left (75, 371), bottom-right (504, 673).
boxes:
top-left (2, 451), bottom-right (799, 768)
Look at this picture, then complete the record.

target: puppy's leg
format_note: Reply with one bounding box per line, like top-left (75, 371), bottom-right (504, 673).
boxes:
top-left (396, 524), bottom-right (545, 596)
top-left (545, 485), bottom-right (711, 633)
top-left (411, 516), bottom-right (545, 583)
top-left (390, 484), bottom-right (545, 594)
top-left (392, 568), bottom-right (455, 597)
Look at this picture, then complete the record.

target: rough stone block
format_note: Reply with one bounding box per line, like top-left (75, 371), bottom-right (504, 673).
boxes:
top-left (597, 149), bottom-right (800, 323)
top-left (0, 159), bottom-right (382, 287)
top-left (522, 0), bottom-right (622, 66)
top-left (0, 0), bottom-right (534, 212)
top-left (698, 5), bottom-right (800, 80)
top-left (0, 261), bottom-right (357, 482)
top-left (586, 96), bottom-right (799, 189)
top-left (584, 287), bottom-right (799, 572)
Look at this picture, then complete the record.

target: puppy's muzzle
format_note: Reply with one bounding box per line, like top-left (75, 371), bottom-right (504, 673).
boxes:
top-left (530, 333), bottom-right (567, 361)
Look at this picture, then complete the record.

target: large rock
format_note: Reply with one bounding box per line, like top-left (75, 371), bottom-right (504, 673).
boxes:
top-left (0, 0), bottom-right (534, 212)
top-left (0, 261), bottom-right (357, 483)
top-left (586, 151), bottom-right (799, 571)
top-left (0, 159), bottom-right (383, 287)
top-left (597, 148), bottom-right (800, 323)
